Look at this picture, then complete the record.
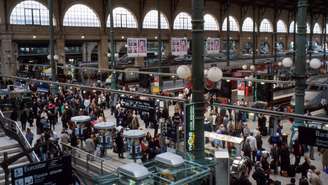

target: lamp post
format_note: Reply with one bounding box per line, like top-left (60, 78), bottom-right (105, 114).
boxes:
top-left (48, 0), bottom-right (56, 82)
top-left (191, 0), bottom-right (205, 160)
top-left (226, 0), bottom-right (231, 66)
top-left (293, 0), bottom-right (308, 140)
top-left (108, 0), bottom-right (116, 90)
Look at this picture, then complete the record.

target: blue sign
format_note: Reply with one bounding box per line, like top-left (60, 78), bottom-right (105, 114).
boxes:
top-left (11, 156), bottom-right (72, 185)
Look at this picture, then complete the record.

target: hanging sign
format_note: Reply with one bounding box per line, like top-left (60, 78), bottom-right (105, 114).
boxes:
top-left (206, 38), bottom-right (220, 54)
top-left (298, 126), bottom-right (328, 148)
top-left (127, 38), bottom-right (147, 57)
top-left (171, 37), bottom-right (188, 56)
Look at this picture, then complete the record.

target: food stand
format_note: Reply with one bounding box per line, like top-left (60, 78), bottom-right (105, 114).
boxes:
top-left (94, 122), bottom-right (115, 157)
top-left (123, 129), bottom-right (145, 162)
top-left (143, 152), bottom-right (210, 185)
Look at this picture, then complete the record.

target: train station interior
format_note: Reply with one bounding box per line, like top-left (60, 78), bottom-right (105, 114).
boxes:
top-left (0, 0), bottom-right (328, 184)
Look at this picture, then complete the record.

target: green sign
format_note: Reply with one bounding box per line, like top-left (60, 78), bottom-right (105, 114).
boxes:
top-left (185, 104), bottom-right (195, 152)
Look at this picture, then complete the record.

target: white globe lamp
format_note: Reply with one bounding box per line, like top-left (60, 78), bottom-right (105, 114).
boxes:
top-left (250, 65), bottom-right (256, 71)
top-left (204, 69), bottom-right (208, 77)
top-left (242, 64), bottom-right (248, 70)
top-left (207, 67), bottom-right (223, 82)
top-left (176, 65), bottom-right (191, 80)
top-left (47, 54), bottom-right (59, 60)
top-left (282, 57), bottom-right (293, 68)
top-left (278, 62), bottom-right (282, 66)
top-left (309, 58), bottom-right (321, 69)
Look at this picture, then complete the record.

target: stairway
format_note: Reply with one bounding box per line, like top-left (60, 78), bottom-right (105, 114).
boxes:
top-left (0, 129), bottom-right (30, 185)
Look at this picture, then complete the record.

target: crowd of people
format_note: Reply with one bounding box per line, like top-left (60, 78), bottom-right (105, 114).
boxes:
top-left (203, 98), bottom-right (327, 185)
top-left (5, 81), bottom-right (185, 163)
top-left (1, 78), bottom-right (327, 184)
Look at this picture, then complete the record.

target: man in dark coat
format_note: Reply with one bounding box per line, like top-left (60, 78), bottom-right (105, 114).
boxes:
top-left (115, 129), bottom-right (125, 158)
top-left (279, 143), bottom-right (290, 174)
top-left (252, 163), bottom-right (268, 185)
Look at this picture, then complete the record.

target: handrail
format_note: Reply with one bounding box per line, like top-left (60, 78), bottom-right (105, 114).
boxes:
top-left (0, 111), bottom-right (40, 162)
top-left (61, 142), bottom-right (115, 175)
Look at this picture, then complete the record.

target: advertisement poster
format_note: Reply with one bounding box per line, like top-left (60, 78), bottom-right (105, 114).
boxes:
top-left (171, 37), bottom-right (188, 56)
top-left (237, 80), bottom-right (245, 100)
top-left (127, 38), bottom-right (147, 57)
top-left (206, 38), bottom-right (220, 54)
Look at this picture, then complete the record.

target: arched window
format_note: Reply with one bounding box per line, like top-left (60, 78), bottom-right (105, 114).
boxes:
top-left (204, 14), bottom-right (219, 31)
top-left (242, 17), bottom-right (257, 32)
top-left (306, 23), bottom-right (311, 34)
top-left (10, 0), bottom-right (52, 25)
top-left (289, 21), bottom-right (297, 33)
top-left (313, 23), bottom-right (321, 34)
top-left (222, 16), bottom-right (239, 31)
top-left (142, 10), bottom-right (169, 29)
top-left (173, 12), bottom-right (192, 30)
top-left (277, 20), bottom-right (287, 33)
top-left (107, 7), bottom-right (138, 28)
top-left (63, 4), bottom-right (100, 27)
top-left (259, 19), bottom-right (273, 32)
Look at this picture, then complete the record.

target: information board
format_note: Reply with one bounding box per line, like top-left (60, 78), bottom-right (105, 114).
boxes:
top-left (298, 126), bottom-right (328, 148)
top-left (120, 97), bottom-right (155, 112)
top-left (11, 156), bottom-right (72, 185)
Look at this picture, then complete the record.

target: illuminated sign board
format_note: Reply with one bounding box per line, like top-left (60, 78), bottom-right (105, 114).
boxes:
top-left (185, 104), bottom-right (195, 152)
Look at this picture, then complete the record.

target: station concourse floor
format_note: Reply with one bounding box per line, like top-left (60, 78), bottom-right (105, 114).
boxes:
top-left (2, 106), bottom-right (328, 184)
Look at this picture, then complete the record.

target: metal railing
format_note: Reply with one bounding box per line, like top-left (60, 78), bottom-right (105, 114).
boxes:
top-left (61, 142), bottom-right (115, 176)
top-left (0, 111), bottom-right (40, 162)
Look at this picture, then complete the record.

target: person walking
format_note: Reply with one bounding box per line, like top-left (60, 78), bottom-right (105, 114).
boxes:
top-left (309, 169), bottom-right (322, 185)
top-left (252, 163), bottom-right (268, 185)
top-left (270, 144), bottom-right (280, 174)
top-left (20, 107), bottom-right (28, 131)
top-left (320, 148), bottom-right (328, 170)
top-left (116, 129), bottom-right (125, 158)
top-left (293, 139), bottom-right (304, 166)
top-left (25, 128), bottom-right (34, 145)
top-left (85, 137), bottom-right (96, 156)
top-left (280, 143), bottom-right (290, 175)
top-left (242, 139), bottom-right (252, 159)
top-left (247, 132), bottom-right (257, 163)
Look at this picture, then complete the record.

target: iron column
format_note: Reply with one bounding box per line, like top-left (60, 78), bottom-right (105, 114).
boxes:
top-left (157, 0), bottom-right (162, 64)
top-left (252, 5), bottom-right (256, 65)
top-left (157, 0), bottom-right (162, 93)
top-left (191, 0), bottom-right (205, 160)
top-left (293, 0), bottom-right (308, 137)
top-left (226, 0), bottom-right (231, 66)
top-left (48, 0), bottom-right (56, 81)
top-left (324, 14), bottom-right (327, 61)
top-left (109, 0), bottom-right (116, 89)
top-left (309, 12), bottom-right (313, 60)
top-left (293, 11), bottom-right (296, 63)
